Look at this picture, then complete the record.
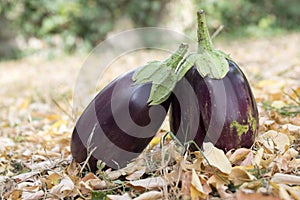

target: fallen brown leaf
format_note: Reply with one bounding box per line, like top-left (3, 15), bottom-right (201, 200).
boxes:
top-left (126, 167), bottom-right (146, 181)
top-left (128, 176), bottom-right (166, 189)
top-left (107, 192), bottom-right (132, 200)
top-left (203, 142), bottom-right (232, 174)
top-left (49, 175), bottom-right (75, 198)
top-left (271, 173), bottom-right (300, 185)
top-left (133, 191), bottom-right (163, 200)
top-left (229, 166), bottom-right (255, 185)
top-left (236, 190), bottom-right (280, 200)
top-left (229, 148), bottom-right (251, 165)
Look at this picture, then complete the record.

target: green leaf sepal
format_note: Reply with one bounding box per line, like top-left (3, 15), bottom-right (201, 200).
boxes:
top-left (132, 43), bottom-right (188, 105)
top-left (177, 49), bottom-right (231, 81)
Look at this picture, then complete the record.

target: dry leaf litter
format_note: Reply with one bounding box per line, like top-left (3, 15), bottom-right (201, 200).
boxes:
top-left (0, 34), bottom-right (299, 199)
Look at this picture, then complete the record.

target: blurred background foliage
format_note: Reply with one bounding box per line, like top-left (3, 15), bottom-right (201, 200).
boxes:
top-left (0, 0), bottom-right (299, 60)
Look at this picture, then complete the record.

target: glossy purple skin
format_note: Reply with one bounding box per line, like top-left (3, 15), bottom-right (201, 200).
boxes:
top-left (71, 69), bottom-right (170, 171)
top-left (170, 60), bottom-right (258, 151)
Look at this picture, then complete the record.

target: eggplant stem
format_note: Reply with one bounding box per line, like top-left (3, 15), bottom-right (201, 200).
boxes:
top-left (162, 43), bottom-right (188, 70)
top-left (197, 10), bottom-right (214, 52)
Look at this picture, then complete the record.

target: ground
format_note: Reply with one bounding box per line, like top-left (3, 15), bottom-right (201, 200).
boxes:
top-left (0, 33), bottom-right (299, 199)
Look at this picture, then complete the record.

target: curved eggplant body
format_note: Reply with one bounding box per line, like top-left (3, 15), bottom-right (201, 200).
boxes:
top-left (170, 60), bottom-right (258, 151)
top-left (71, 69), bottom-right (170, 171)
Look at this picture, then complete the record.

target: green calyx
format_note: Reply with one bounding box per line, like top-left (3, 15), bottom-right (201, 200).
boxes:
top-left (133, 10), bottom-right (231, 105)
top-left (177, 10), bottom-right (230, 80)
top-left (132, 43), bottom-right (188, 105)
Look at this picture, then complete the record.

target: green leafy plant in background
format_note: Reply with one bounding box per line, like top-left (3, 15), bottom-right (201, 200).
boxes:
top-left (0, 0), bottom-right (168, 58)
top-left (0, 0), bottom-right (300, 59)
top-left (195, 0), bottom-right (300, 38)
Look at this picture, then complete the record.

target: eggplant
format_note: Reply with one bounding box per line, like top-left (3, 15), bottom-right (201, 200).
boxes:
top-left (170, 61), bottom-right (258, 151)
top-left (71, 44), bottom-right (188, 171)
top-left (170, 11), bottom-right (258, 151)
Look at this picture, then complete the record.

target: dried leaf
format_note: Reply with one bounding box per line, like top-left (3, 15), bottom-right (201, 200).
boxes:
top-left (242, 180), bottom-right (262, 190)
top-left (128, 177), bottom-right (166, 189)
top-left (191, 169), bottom-right (203, 192)
top-left (258, 130), bottom-right (290, 152)
top-left (49, 175), bottom-right (75, 198)
top-left (278, 185), bottom-right (292, 200)
top-left (190, 169), bottom-right (207, 199)
top-left (27, 160), bottom-right (57, 171)
top-left (41, 172), bottom-right (62, 189)
top-left (181, 151), bottom-right (203, 171)
top-left (190, 186), bottom-right (202, 200)
top-left (229, 166), bottom-right (255, 185)
top-left (133, 191), bottom-right (163, 200)
top-left (207, 175), bottom-right (227, 189)
top-left (283, 185), bottom-right (300, 200)
top-left (203, 142), bottom-right (232, 174)
top-left (79, 172), bottom-right (108, 191)
top-left (22, 189), bottom-right (44, 200)
top-left (81, 172), bottom-right (99, 182)
top-left (7, 190), bottom-right (22, 200)
top-left (126, 167), bottom-right (146, 181)
top-left (236, 189), bottom-right (280, 200)
top-left (13, 171), bottom-right (39, 182)
top-left (253, 148), bottom-right (264, 167)
top-left (106, 159), bottom-right (145, 180)
top-left (216, 185), bottom-right (235, 199)
top-left (271, 173), bottom-right (300, 185)
top-left (107, 193), bottom-right (132, 200)
top-left (87, 179), bottom-right (107, 190)
top-left (283, 123), bottom-right (300, 134)
top-left (66, 162), bottom-right (80, 177)
top-left (229, 148), bottom-right (251, 165)
top-left (240, 151), bottom-right (254, 166)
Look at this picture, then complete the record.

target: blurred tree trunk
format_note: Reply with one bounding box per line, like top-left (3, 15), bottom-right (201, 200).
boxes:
top-left (0, 15), bottom-right (19, 59)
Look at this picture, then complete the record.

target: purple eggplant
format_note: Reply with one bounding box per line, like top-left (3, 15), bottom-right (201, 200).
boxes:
top-left (71, 44), bottom-right (188, 171)
top-left (170, 60), bottom-right (258, 151)
top-left (170, 11), bottom-right (258, 151)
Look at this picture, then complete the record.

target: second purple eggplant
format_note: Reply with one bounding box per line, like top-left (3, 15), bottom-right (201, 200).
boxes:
top-left (170, 11), bottom-right (258, 151)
